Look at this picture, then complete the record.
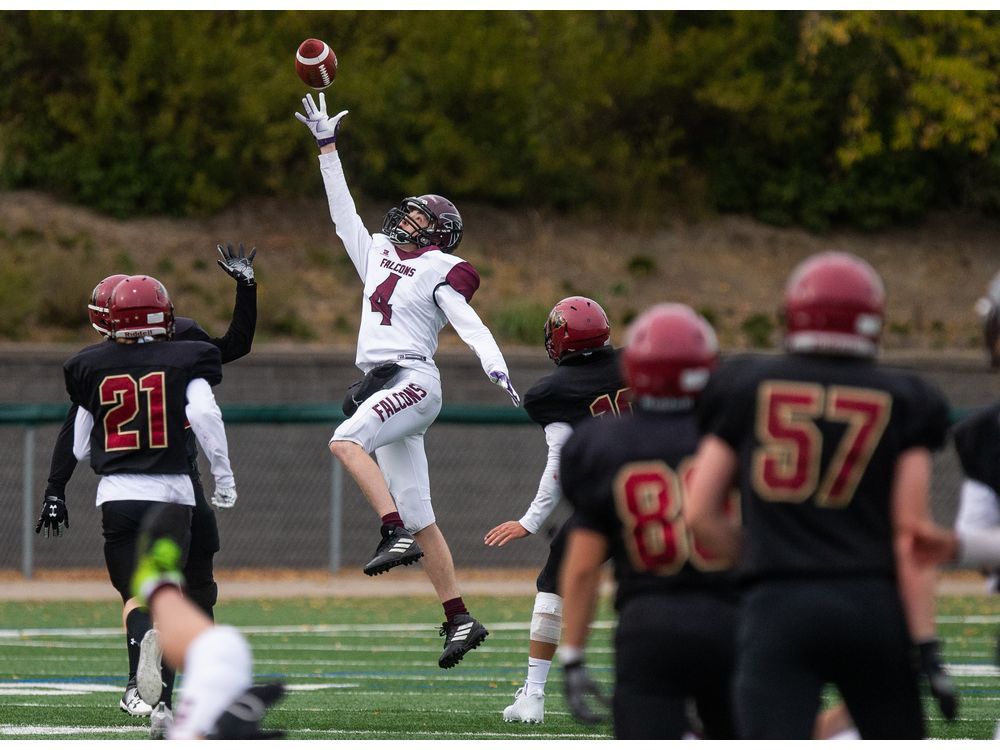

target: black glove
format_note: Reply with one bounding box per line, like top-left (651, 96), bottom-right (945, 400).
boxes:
top-left (217, 242), bottom-right (256, 286)
top-left (918, 639), bottom-right (959, 721)
top-left (205, 682), bottom-right (286, 739)
top-left (35, 496), bottom-right (69, 538)
top-left (562, 659), bottom-right (609, 725)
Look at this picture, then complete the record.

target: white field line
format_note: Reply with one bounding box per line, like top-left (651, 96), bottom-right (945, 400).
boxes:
top-left (0, 620), bottom-right (587, 638)
top-left (0, 613), bottom-right (990, 639)
top-left (0, 725), bottom-right (144, 736)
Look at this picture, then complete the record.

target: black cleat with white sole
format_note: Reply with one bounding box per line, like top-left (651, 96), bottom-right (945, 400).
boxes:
top-left (205, 683), bottom-right (287, 740)
top-left (438, 614), bottom-right (489, 669)
top-left (363, 525), bottom-right (424, 576)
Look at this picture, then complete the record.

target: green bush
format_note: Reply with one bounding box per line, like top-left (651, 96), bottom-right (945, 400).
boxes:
top-left (2, 11), bottom-right (1000, 229)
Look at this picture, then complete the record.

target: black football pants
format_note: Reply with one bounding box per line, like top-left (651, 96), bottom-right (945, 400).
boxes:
top-left (101, 501), bottom-right (192, 603)
top-left (735, 577), bottom-right (925, 739)
top-left (613, 591), bottom-right (739, 739)
top-left (184, 471), bottom-right (220, 618)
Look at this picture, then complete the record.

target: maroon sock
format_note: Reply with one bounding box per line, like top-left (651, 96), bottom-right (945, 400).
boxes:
top-left (443, 597), bottom-right (469, 623)
top-left (381, 512), bottom-right (404, 529)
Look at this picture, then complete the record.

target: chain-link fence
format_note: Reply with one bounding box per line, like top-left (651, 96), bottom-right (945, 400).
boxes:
top-left (1, 347), bottom-right (994, 577)
top-left (0, 401), bottom-right (975, 577)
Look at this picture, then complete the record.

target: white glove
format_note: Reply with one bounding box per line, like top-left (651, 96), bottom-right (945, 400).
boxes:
top-left (489, 370), bottom-right (520, 407)
top-left (294, 92), bottom-right (348, 147)
top-left (211, 486), bottom-right (238, 510)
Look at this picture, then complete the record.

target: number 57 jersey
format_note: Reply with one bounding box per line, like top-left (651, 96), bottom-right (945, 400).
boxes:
top-left (63, 340), bottom-right (223, 476)
top-left (697, 353), bottom-right (951, 581)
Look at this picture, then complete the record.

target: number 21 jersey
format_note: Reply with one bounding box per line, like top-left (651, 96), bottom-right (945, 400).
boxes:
top-left (63, 340), bottom-right (222, 476)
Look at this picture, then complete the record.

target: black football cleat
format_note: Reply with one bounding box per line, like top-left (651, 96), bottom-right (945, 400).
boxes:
top-left (438, 614), bottom-right (489, 669)
top-left (205, 683), bottom-right (287, 740)
top-left (363, 525), bottom-right (423, 576)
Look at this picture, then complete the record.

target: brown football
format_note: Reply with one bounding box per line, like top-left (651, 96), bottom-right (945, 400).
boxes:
top-left (295, 38), bottom-right (338, 90)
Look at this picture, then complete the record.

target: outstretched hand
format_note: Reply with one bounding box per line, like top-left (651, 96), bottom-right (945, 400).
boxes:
top-left (489, 371), bottom-right (520, 407)
top-left (484, 520), bottom-right (529, 547)
top-left (217, 242), bottom-right (256, 286)
top-left (295, 92), bottom-right (348, 147)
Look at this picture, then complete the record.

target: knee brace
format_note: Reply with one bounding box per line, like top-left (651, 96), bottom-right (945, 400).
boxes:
top-left (530, 592), bottom-right (563, 645)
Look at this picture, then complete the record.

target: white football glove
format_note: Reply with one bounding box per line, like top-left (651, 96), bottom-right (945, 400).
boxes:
top-left (489, 370), bottom-right (520, 407)
top-left (211, 486), bottom-right (238, 510)
top-left (294, 92), bottom-right (348, 147)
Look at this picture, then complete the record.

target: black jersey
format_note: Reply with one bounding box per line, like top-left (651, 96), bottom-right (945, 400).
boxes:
top-left (698, 352), bottom-right (950, 581)
top-left (64, 340), bottom-right (222, 476)
top-left (561, 410), bottom-right (738, 610)
top-left (523, 346), bottom-right (628, 427)
top-left (45, 291), bottom-right (255, 500)
top-left (953, 402), bottom-right (1000, 498)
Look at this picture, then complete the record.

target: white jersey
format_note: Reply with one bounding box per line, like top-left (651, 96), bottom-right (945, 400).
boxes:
top-left (319, 151), bottom-right (508, 377)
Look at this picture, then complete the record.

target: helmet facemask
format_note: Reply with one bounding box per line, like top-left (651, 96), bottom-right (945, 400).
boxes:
top-left (382, 195), bottom-right (463, 253)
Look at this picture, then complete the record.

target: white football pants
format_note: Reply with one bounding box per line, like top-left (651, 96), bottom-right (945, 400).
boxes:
top-left (331, 364), bottom-right (443, 533)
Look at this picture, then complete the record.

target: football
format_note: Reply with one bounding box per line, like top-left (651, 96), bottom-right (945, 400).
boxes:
top-left (295, 38), bottom-right (338, 90)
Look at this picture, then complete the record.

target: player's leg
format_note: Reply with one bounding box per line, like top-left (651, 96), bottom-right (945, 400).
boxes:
top-left (110, 502), bottom-right (191, 737)
top-left (832, 579), bottom-right (925, 739)
top-left (132, 502), bottom-right (284, 740)
top-left (377, 432), bottom-right (488, 668)
top-left (735, 582), bottom-right (825, 738)
top-left (329, 371), bottom-right (441, 575)
top-left (102, 500), bottom-right (159, 718)
top-left (503, 522), bottom-right (571, 723)
top-left (183, 472), bottom-right (220, 618)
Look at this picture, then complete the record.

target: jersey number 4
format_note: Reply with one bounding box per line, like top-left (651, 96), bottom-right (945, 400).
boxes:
top-left (614, 460), bottom-right (737, 575)
top-left (100, 373), bottom-right (168, 452)
top-left (752, 381), bottom-right (892, 507)
top-left (369, 273), bottom-right (402, 326)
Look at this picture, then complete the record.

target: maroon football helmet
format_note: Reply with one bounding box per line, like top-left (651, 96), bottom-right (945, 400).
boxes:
top-left (544, 296), bottom-right (611, 364)
top-left (382, 194), bottom-right (464, 253)
top-left (88, 274), bottom-right (130, 338)
top-left (622, 304), bottom-right (718, 405)
top-left (108, 275), bottom-right (175, 341)
top-left (783, 251), bottom-right (885, 358)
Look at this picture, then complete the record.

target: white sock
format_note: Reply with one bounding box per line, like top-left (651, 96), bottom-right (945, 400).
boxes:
top-left (169, 626), bottom-right (252, 739)
top-left (525, 657), bottom-right (551, 696)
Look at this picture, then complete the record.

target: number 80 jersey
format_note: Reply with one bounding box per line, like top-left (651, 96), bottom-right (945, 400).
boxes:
top-left (561, 410), bottom-right (738, 611)
top-left (697, 353), bottom-right (951, 581)
top-left (63, 340), bottom-right (222, 476)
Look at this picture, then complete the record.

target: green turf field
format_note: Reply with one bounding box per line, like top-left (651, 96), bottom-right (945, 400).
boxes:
top-left (0, 594), bottom-right (995, 739)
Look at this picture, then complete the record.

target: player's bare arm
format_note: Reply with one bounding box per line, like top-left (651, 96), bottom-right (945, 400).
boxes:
top-left (685, 436), bottom-right (742, 562)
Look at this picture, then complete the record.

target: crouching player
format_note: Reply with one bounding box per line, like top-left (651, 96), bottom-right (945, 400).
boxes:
top-left (557, 304), bottom-right (739, 739)
top-left (132, 503), bottom-right (285, 740)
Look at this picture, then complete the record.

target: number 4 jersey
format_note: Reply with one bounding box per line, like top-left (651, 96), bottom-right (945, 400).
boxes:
top-left (561, 410), bottom-right (738, 611)
top-left (698, 352), bottom-right (951, 581)
top-left (64, 340), bottom-right (223, 476)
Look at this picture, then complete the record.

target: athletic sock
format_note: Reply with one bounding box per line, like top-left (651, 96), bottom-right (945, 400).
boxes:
top-left (169, 626), bottom-right (252, 740)
top-left (526, 657), bottom-right (551, 696)
top-left (443, 597), bottom-right (469, 623)
top-left (380, 512), bottom-right (405, 529)
top-left (162, 665), bottom-right (176, 708)
top-left (125, 608), bottom-right (152, 680)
